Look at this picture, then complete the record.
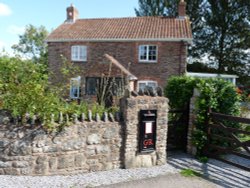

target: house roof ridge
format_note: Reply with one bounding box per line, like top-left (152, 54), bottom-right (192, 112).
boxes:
top-left (74, 16), bottom-right (183, 21)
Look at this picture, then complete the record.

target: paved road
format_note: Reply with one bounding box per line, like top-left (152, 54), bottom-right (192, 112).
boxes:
top-left (100, 151), bottom-right (250, 188)
top-left (101, 173), bottom-right (217, 188)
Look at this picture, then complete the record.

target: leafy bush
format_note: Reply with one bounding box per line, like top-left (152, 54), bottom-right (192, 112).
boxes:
top-left (165, 76), bottom-right (197, 109)
top-left (165, 76), bottom-right (241, 156)
top-left (0, 56), bottom-right (60, 121)
top-left (0, 56), bottom-right (118, 129)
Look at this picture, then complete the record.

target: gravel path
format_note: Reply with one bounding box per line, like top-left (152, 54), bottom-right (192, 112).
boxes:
top-left (0, 152), bottom-right (249, 188)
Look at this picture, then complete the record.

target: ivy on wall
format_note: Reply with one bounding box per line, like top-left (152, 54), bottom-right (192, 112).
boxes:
top-left (165, 76), bottom-right (241, 156)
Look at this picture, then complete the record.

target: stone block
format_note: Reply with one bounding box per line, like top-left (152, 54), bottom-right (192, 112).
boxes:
top-left (20, 168), bottom-right (31, 175)
top-left (12, 161), bottom-right (29, 168)
top-left (32, 147), bottom-right (43, 153)
top-left (86, 159), bottom-right (99, 165)
top-left (141, 155), bottom-right (153, 167)
top-left (87, 134), bottom-right (101, 145)
top-left (5, 131), bottom-right (17, 139)
top-left (0, 140), bottom-right (9, 148)
top-left (103, 127), bottom-right (117, 139)
top-left (0, 169), bottom-right (4, 175)
top-left (58, 155), bottom-right (74, 169)
top-left (4, 168), bottom-right (20, 175)
top-left (49, 157), bottom-right (57, 171)
top-left (89, 163), bottom-right (103, 172)
top-left (103, 162), bottom-right (113, 170)
top-left (36, 156), bottom-right (47, 165)
top-left (86, 145), bottom-right (96, 156)
top-left (0, 161), bottom-right (11, 168)
top-left (74, 154), bottom-right (86, 167)
top-left (96, 145), bottom-right (110, 154)
top-left (34, 163), bottom-right (48, 175)
top-left (43, 146), bottom-right (58, 153)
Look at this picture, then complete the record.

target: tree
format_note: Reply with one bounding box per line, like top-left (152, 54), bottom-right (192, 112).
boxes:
top-left (12, 24), bottom-right (48, 64)
top-left (199, 0), bottom-right (250, 85)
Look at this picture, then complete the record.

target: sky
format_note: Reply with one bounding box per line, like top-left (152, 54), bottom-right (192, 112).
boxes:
top-left (0, 0), bottom-right (139, 55)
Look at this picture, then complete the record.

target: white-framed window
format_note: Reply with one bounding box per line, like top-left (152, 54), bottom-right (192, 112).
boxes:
top-left (137, 80), bottom-right (158, 92)
top-left (70, 76), bottom-right (81, 99)
top-left (71, 45), bottom-right (87, 61)
top-left (139, 45), bottom-right (157, 63)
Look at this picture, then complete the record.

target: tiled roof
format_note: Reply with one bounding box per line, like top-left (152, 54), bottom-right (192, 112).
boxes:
top-left (46, 17), bottom-right (192, 42)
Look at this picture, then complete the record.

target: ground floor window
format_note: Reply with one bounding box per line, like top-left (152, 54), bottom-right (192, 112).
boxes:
top-left (137, 80), bottom-right (157, 92)
top-left (70, 76), bottom-right (81, 99)
top-left (86, 77), bottom-right (99, 95)
top-left (85, 77), bottom-right (126, 96)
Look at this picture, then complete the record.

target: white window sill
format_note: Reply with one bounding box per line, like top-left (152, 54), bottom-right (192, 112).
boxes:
top-left (71, 59), bottom-right (87, 62)
top-left (139, 61), bottom-right (157, 63)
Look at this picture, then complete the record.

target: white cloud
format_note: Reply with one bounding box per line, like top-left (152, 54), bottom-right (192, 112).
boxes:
top-left (7, 25), bottom-right (25, 35)
top-left (0, 3), bottom-right (12, 16)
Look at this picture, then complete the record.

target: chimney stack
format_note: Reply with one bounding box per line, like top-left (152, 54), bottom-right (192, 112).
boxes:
top-left (178, 0), bottom-right (186, 18)
top-left (66, 4), bottom-right (79, 23)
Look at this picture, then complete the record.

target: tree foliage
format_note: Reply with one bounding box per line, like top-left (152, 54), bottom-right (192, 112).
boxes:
top-left (199, 0), bottom-right (250, 85)
top-left (12, 24), bottom-right (48, 64)
top-left (0, 56), bottom-right (60, 119)
top-left (135, 0), bottom-right (167, 16)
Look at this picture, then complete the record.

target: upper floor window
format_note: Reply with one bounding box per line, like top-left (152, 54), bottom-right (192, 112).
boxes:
top-left (137, 80), bottom-right (158, 92)
top-left (71, 45), bottom-right (87, 61)
top-left (139, 45), bottom-right (157, 63)
top-left (70, 76), bottom-right (81, 99)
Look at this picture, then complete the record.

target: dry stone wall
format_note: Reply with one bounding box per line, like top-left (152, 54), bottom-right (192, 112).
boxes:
top-left (0, 120), bottom-right (123, 175)
top-left (0, 95), bottom-right (169, 176)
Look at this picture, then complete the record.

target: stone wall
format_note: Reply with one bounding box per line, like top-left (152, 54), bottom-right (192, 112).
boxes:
top-left (0, 120), bottom-right (123, 175)
top-left (187, 89), bottom-right (199, 155)
top-left (121, 95), bottom-right (169, 168)
top-left (0, 94), bottom-right (169, 175)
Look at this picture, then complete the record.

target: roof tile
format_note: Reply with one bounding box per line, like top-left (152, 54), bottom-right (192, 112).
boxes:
top-left (46, 16), bottom-right (192, 42)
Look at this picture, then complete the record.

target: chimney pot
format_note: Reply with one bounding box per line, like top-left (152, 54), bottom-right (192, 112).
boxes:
top-left (66, 4), bottom-right (79, 23)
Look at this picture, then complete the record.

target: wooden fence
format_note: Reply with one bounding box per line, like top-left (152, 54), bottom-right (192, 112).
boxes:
top-left (207, 112), bottom-right (250, 171)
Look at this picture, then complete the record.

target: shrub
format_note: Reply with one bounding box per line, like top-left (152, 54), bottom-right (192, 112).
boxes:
top-left (0, 56), bottom-right (61, 121)
top-left (0, 55), bottom-right (120, 129)
top-left (165, 76), bottom-right (241, 156)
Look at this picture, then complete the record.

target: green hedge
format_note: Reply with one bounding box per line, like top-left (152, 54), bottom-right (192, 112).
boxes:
top-left (165, 76), bottom-right (241, 156)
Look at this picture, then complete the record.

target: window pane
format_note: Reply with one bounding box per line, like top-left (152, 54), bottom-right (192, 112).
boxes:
top-left (79, 46), bottom-right (87, 61)
top-left (71, 46), bottom-right (78, 60)
top-left (70, 77), bottom-right (81, 98)
top-left (148, 82), bottom-right (157, 88)
top-left (148, 46), bottom-right (157, 61)
top-left (139, 45), bottom-right (147, 60)
top-left (86, 77), bottom-right (98, 95)
top-left (138, 83), bottom-right (146, 91)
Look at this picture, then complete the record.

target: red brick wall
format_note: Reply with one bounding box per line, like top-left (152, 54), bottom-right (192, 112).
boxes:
top-left (48, 41), bottom-right (187, 90)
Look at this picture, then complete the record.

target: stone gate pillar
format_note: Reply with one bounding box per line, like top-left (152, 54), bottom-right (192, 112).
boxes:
top-left (120, 94), bottom-right (169, 168)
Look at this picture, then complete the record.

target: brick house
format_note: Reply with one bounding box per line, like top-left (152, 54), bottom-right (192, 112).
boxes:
top-left (46, 0), bottom-right (192, 100)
